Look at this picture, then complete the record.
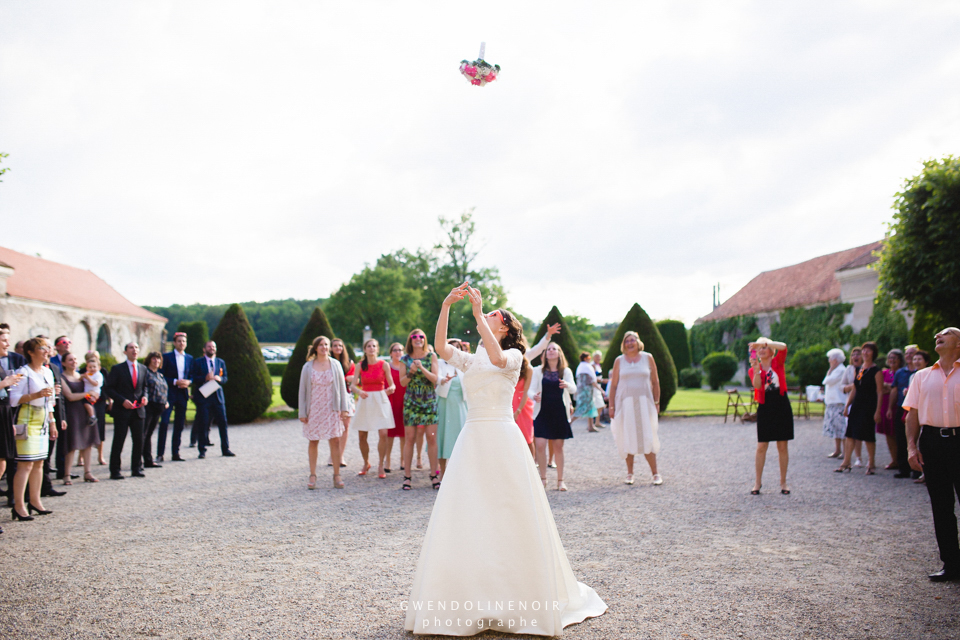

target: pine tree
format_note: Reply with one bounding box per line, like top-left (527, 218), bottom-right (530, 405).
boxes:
top-left (602, 304), bottom-right (678, 411)
top-left (529, 306), bottom-right (580, 368)
top-left (176, 320), bottom-right (209, 359)
top-left (211, 304), bottom-right (273, 423)
top-left (656, 320), bottom-right (692, 371)
top-left (281, 307), bottom-right (336, 409)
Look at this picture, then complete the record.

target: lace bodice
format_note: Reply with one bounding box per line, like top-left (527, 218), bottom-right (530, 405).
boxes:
top-left (444, 347), bottom-right (523, 419)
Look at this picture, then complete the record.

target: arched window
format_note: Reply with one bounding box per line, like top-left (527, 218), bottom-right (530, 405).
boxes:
top-left (96, 324), bottom-right (111, 354)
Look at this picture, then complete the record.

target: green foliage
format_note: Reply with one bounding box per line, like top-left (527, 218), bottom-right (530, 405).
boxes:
top-left (701, 351), bottom-right (739, 390)
top-left (175, 321), bottom-right (209, 359)
top-left (910, 307), bottom-right (943, 354)
top-left (0, 152), bottom-right (9, 182)
top-left (324, 264), bottom-right (422, 347)
top-left (596, 322), bottom-right (618, 344)
top-left (788, 343), bottom-right (831, 387)
top-left (211, 304), bottom-right (273, 424)
top-left (770, 303), bottom-right (853, 353)
top-left (879, 155), bottom-right (960, 324)
top-left (530, 307), bottom-right (581, 369)
top-left (147, 299), bottom-right (326, 343)
top-left (97, 352), bottom-right (118, 371)
top-left (679, 367), bottom-right (703, 389)
top-left (656, 320), bottom-right (692, 371)
top-left (266, 362), bottom-right (287, 376)
top-left (859, 293), bottom-right (909, 353)
top-left (690, 315), bottom-right (758, 364)
top-left (281, 307), bottom-right (336, 410)
top-left (564, 315), bottom-right (601, 352)
top-left (601, 303), bottom-right (678, 411)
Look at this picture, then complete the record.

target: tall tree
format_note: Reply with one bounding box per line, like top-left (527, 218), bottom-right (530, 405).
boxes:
top-left (281, 307), bottom-right (336, 409)
top-left (211, 304), bottom-right (273, 423)
top-left (656, 320), bottom-right (692, 371)
top-left (878, 155), bottom-right (960, 325)
top-left (529, 307), bottom-right (580, 368)
top-left (176, 321), bottom-right (209, 359)
top-left (324, 264), bottom-right (422, 347)
top-left (601, 303), bottom-right (678, 412)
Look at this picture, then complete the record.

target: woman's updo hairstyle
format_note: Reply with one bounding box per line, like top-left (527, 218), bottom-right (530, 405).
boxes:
top-left (306, 336), bottom-right (330, 362)
top-left (495, 309), bottom-right (526, 355)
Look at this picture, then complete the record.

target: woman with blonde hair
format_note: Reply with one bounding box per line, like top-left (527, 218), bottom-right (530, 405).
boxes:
top-left (329, 338), bottom-right (355, 468)
top-left (529, 342), bottom-right (576, 490)
top-left (350, 339), bottom-right (395, 479)
top-left (399, 328), bottom-right (440, 490)
top-left (608, 331), bottom-right (662, 486)
top-left (298, 336), bottom-right (350, 489)
top-left (8, 337), bottom-right (58, 520)
top-left (749, 337), bottom-right (793, 494)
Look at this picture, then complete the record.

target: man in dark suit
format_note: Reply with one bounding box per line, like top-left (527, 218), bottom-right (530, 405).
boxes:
top-left (157, 332), bottom-right (193, 462)
top-left (105, 342), bottom-right (149, 479)
top-left (191, 340), bottom-right (235, 459)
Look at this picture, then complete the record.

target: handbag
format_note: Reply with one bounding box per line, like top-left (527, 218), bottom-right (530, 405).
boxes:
top-left (14, 374), bottom-right (33, 440)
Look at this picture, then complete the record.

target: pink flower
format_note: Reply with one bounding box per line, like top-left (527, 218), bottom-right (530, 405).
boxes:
top-left (464, 65), bottom-right (478, 77)
top-left (483, 73), bottom-right (496, 82)
top-left (471, 78), bottom-right (482, 85)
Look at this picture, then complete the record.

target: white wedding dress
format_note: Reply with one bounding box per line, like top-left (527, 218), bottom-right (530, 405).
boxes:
top-left (404, 347), bottom-right (607, 636)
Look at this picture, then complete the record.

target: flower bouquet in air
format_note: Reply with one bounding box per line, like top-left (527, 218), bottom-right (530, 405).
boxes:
top-left (460, 42), bottom-right (500, 86)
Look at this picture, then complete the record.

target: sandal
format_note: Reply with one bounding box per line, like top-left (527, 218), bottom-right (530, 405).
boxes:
top-left (83, 474), bottom-right (99, 483)
top-left (402, 476), bottom-right (412, 491)
top-left (430, 473), bottom-right (441, 490)
top-left (781, 488), bottom-right (791, 495)
top-left (652, 474), bottom-right (663, 486)
top-left (835, 464), bottom-right (851, 473)
top-left (865, 466), bottom-right (876, 476)
top-left (750, 485), bottom-right (761, 495)
top-left (624, 474), bottom-right (634, 485)
top-left (307, 474), bottom-right (317, 490)
top-left (64, 479), bottom-right (73, 486)
top-left (358, 463), bottom-right (371, 476)
top-left (557, 480), bottom-right (568, 492)
top-left (333, 475), bottom-right (344, 489)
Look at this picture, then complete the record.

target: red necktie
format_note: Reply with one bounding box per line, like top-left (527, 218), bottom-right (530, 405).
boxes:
top-left (131, 362), bottom-right (138, 388)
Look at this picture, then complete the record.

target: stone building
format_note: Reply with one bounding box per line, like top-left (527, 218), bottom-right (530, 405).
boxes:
top-left (0, 246), bottom-right (166, 359)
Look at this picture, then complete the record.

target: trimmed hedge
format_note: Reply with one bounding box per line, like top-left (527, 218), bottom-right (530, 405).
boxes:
top-left (656, 320), bottom-right (692, 371)
top-left (601, 303), bottom-right (678, 411)
top-left (176, 320), bottom-right (209, 359)
top-left (211, 304), bottom-right (273, 423)
top-left (281, 307), bottom-right (336, 409)
top-left (266, 362), bottom-right (287, 376)
top-left (529, 306), bottom-right (580, 369)
top-left (679, 367), bottom-right (703, 389)
top-left (788, 343), bottom-right (831, 388)
top-left (701, 351), bottom-right (738, 390)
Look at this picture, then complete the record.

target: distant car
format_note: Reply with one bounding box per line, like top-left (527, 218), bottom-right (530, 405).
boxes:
top-left (275, 347), bottom-right (292, 359)
top-left (261, 348), bottom-right (278, 360)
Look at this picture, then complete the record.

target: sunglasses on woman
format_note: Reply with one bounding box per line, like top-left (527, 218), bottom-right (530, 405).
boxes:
top-left (411, 334), bottom-right (425, 340)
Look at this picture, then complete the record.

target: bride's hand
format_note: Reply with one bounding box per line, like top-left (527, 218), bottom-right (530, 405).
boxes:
top-left (443, 283), bottom-right (470, 307)
top-left (467, 286), bottom-right (483, 317)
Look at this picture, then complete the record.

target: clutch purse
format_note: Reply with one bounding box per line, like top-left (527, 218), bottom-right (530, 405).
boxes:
top-left (14, 422), bottom-right (28, 440)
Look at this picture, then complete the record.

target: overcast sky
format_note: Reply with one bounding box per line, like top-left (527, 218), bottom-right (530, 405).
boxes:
top-left (2, 1), bottom-right (959, 326)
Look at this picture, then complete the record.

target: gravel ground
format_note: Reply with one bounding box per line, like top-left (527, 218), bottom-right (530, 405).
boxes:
top-left (1, 415), bottom-right (958, 640)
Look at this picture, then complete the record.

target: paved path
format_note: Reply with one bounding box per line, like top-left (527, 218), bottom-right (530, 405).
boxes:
top-left (2, 416), bottom-right (958, 639)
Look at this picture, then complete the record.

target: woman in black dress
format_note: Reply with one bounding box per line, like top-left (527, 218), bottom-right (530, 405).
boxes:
top-left (530, 342), bottom-right (577, 491)
top-left (749, 338), bottom-right (793, 495)
top-left (838, 341), bottom-right (884, 475)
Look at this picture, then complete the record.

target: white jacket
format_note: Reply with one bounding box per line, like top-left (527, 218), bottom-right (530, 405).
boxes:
top-left (435, 358), bottom-right (461, 399)
top-left (528, 365), bottom-right (576, 421)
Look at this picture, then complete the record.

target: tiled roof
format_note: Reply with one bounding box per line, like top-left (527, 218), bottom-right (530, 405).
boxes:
top-left (0, 246), bottom-right (166, 323)
top-left (696, 241), bottom-right (883, 324)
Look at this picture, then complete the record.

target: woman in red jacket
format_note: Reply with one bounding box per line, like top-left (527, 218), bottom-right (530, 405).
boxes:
top-left (748, 337), bottom-right (793, 495)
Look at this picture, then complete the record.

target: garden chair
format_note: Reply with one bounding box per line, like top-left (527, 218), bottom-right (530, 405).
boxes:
top-left (724, 389), bottom-right (750, 423)
top-left (790, 386), bottom-right (810, 419)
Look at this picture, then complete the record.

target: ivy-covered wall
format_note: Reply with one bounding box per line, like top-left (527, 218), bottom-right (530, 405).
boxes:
top-left (690, 299), bottom-right (908, 364)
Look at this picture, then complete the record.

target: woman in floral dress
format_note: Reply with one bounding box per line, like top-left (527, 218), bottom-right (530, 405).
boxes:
top-left (399, 329), bottom-right (439, 490)
top-left (298, 336), bottom-right (350, 489)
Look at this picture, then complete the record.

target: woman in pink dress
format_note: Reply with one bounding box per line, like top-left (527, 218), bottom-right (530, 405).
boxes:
top-left (877, 351), bottom-right (901, 469)
top-left (386, 342), bottom-right (406, 472)
top-left (298, 336), bottom-right (350, 489)
top-left (512, 357), bottom-right (535, 456)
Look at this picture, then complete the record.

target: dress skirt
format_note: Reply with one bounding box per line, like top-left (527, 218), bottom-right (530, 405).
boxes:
top-left (352, 391), bottom-right (394, 432)
top-left (845, 405), bottom-right (877, 442)
top-left (388, 367), bottom-right (407, 437)
top-left (437, 378), bottom-right (468, 459)
top-left (512, 380), bottom-right (534, 445)
top-left (0, 404), bottom-right (17, 459)
top-left (756, 388), bottom-right (794, 442)
top-left (610, 393), bottom-right (660, 457)
top-left (876, 392), bottom-right (894, 436)
top-left (822, 403), bottom-right (846, 439)
top-left (15, 404), bottom-right (50, 461)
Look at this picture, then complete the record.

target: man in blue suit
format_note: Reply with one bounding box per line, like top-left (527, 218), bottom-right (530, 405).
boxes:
top-left (191, 340), bottom-right (235, 459)
top-left (157, 332), bottom-right (193, 462)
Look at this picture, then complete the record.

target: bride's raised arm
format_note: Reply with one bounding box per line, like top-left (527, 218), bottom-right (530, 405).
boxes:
top-left (467, 286), bottom-right (508, 369)
top-left (435, 283), bottom-right (470, 362)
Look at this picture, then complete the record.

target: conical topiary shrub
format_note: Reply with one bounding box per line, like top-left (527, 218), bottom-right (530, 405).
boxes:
top-left (176, 320), bottom-right (209, 359)
top-left (602, 304), bottom-right (678, 412)
top-left (656, 319), bottom-right (692, 372)
top-left (281, 306), bottom-right (336, 409)
top-left (211, 304), bottom-right (273, 423)
top-left (529, 306), bottom-right (580, 368)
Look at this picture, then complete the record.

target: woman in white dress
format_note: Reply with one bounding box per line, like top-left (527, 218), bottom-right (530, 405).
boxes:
top-left (607, 331), bottom-right (662, 486)
top-left (405, 283), bottom-right (607, 636)
top-left (351, 339), bottom-right (396, 478)
top-left (822, 348), bottom-right (847, 458)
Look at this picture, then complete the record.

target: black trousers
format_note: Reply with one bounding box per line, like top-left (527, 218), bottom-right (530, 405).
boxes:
top-left (919, 427), bottom-right (960, 571)
top-left (196, 400), bottom-right (229, 455)
top-left (110, 408), bottom-right (144, 476)
top-left (142, 402), bottom-right (165, 466)
top-left (894, 411), bottom-right (912, 476)
top-left (157, 399), bottom-right (188, 458)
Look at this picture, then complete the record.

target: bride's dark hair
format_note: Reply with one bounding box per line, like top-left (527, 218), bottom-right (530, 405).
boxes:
top-left (496, 309), bottom-right (526, 355)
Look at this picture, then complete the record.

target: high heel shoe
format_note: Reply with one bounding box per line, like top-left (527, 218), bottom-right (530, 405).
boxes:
top-left (865, 466), bottom-right (876, 475)
top-left (430, 472), bottom-right (441, 491)
top-left (11, 507), bottom-right (34, 521)
top-left (357, 463), bottom-right (371, 476)
top-left (333, 475), bottom-right (344, 489)
top-left (27, 503), bottom-right (52, 516)
top-left (835, 464), bottom-right (852, 473)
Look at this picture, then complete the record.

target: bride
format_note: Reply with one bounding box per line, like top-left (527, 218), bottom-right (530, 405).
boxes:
top-left (404, 283), bottom-right (607, 636)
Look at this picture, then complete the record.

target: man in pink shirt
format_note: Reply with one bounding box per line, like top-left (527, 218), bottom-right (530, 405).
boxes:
top-left (904, 327), bottom-right (960, 582)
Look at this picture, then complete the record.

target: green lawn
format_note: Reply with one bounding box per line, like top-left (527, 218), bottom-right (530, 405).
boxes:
top-left (665, 388), bottom-right (825, 418)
